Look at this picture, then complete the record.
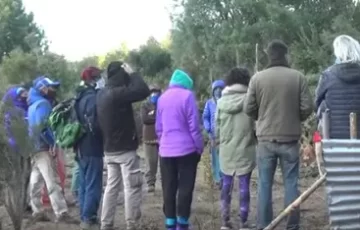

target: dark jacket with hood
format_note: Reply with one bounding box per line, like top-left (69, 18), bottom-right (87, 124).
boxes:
top-left (141, 84), bottom-right (161, 144)
top-left (96, 62), bottom-right (150, 154)
top-left (315, 63), bottom-right (360, 139)
top-left (244, 58), bottom-right (313, 142)
top-left (75, 85), bottom-right (103, 157)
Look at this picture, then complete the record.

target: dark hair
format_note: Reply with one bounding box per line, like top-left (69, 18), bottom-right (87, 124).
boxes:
top-left (225, 67), bottom-right (250, 86)
top-left (266, 39), bottom-right (288, 61)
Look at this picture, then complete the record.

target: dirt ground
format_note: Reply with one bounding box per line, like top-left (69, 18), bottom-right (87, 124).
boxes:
top-left (0, 149), bottom-right (329, 230)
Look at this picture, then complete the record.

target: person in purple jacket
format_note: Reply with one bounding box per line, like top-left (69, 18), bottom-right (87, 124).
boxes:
top-left (2, 86), bottom-right (30, 211)
top-left (202, 79), bottom-right (225, 188)
top-left (156, 69), bottom-right (204, 230)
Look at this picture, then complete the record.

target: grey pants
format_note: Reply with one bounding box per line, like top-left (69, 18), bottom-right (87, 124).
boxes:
top-left (101, 151), bottom-right (143, 229)
top-left (144, 144), bottom-right (159, 186)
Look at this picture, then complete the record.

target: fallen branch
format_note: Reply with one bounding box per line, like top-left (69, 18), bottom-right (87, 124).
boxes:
top-left (264, 173), bottom-right (327, 230)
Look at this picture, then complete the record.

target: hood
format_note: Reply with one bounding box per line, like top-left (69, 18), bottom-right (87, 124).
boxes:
top-left (2, 86), bottom-right (28, 111)
top-left (149, 84), bottom-right (161, 93)
top-left (169, 69), bottom-right (193, 90)
top-left (212, 80), bottom-right (225, 91)
top-left (217, 84), bottom-right (248, 114)
top-left (330, 63), bottom-right (360, 83)
top-left (27, 87), bottom-right (48, 106)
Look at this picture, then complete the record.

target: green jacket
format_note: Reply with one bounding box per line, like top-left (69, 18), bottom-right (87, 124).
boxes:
top-left (216, 84), bottom-right (256, 176)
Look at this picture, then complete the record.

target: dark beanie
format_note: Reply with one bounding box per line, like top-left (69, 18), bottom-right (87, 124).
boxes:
top-left (107, 61), bottom-right (124, 78)
top-left (106, 61), bottom-right (129, 86)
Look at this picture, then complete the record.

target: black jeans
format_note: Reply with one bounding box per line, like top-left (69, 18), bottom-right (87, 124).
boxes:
top-left (160, 153), bottom-right (200, 224)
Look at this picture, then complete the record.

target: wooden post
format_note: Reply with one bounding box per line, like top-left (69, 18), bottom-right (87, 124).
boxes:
top-left (235, 45), bottom-right (240, 67)
top-left (350, 112), bottom-right (357, 139)
top-left (322, 109), bottom-right (330, 139)
top-left (264, 173), bottom-right (327, 230)
top-left (255, 43), bottom-right (259, 73)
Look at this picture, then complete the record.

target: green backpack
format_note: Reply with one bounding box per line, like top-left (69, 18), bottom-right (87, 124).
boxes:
top-left (48, 98), bottom-right (85, 148)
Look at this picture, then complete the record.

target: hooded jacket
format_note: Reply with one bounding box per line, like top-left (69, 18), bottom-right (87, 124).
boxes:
top-left (216, 84), bottom-right (256, 176)
top-left (315, 63), bottom-right (360, 139)
top-left (27, 87), bottom-right (55, 153)
top-left (75, 85), bottom-right (103, 157)
top-left (2, 87), bottom-right (28, 150)
top-left (96, 64), bottom-right (150, 154)
top-left (202, 80), bottom-right (225, 139)
top-left (141, 84), bottom-right (161, 144)
top-left (155, 69), bottom-right (204, 157)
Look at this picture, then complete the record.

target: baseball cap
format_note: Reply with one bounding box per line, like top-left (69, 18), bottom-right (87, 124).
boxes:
top-left (34, 76), bottom-right (60, 90)
top-left (81, 67), bottom-right (101, 81)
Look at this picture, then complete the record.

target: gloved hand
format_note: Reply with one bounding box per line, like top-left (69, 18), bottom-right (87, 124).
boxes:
top-left (121, 63), bottom-right (135, 74)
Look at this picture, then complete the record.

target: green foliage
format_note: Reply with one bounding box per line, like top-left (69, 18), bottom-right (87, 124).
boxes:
top-left (0, 49), bottom-right (79, 99)
top-left (0, 0), bottom-right (46, 61)
top-left (127, 37), bottom-right (172, 78)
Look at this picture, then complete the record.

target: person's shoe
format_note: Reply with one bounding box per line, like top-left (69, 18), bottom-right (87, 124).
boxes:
top-left (239, 221), bottom-right (250, 230)
top-left (147, 184), bottom-right (155, 193)
top-left (26, 212), bottom-right (51, 227)
top-left (177, 225), bottom-right (190, 230)
top-left (55, 212), bottom-right (80, 224)
top-left (220, 221), bottom-right (233, 230)
top-left (100, 225), bottom-right (116, 230)
top-left (80, 221), bottom-right (100, 230)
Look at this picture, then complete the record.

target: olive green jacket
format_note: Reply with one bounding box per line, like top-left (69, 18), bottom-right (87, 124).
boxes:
top-left (216, 84), bottom-right (256, 176)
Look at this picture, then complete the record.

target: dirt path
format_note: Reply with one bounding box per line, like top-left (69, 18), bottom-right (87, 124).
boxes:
top-left (1, 150), bottom-right (329, 230)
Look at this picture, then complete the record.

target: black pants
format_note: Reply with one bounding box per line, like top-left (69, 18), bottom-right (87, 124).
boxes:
top-left (160, 153), bottom-right (200, 223)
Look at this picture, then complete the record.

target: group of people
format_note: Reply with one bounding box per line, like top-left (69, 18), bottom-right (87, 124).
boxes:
top-left (3, 33), bottom-right (360, 230)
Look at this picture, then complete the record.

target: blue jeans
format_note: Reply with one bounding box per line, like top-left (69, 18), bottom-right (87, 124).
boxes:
top-left (211, 147), bottom-right (221, 183)
top-left (78, 156), bottom-right (103, 223)
top-left (256, 141), bottom-right (300, 230)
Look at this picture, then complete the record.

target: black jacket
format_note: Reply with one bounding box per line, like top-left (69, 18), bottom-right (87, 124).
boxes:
top-left (75, 86), bottom-right (103, 157)
top-left (315, 63), bottom-right (360, 139)
top-left (96, 73), bottom-right (150, 153)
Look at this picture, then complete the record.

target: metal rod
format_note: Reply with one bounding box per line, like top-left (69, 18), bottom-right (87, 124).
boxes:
top-left (350, 112), bottom-right (357, 139)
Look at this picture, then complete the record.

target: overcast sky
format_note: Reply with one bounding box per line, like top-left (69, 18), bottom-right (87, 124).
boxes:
top-left (22, 0), bottom-right (172, 61)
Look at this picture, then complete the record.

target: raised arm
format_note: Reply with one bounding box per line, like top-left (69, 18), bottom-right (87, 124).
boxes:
top-left (108, 73), bottom-right (151, 104)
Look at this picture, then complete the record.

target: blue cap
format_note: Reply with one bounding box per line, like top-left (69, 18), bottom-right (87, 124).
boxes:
top-left (34, 76), bottom-right (60, 90)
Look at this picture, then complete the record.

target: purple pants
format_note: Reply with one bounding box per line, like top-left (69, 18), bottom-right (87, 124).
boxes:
top-left (220, 172), bottom-right (252, 225)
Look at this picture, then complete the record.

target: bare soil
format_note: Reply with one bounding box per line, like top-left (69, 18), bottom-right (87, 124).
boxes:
top-left (0, 149), bottom-right (329, 230)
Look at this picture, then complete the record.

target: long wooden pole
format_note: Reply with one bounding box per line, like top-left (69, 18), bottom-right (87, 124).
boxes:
top-left (264, 173), bottom-right (326, 230)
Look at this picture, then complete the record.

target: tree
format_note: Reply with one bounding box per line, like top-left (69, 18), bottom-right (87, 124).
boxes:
top-left (0, 49), bottom-right (79, 99)
top-left (0, 0), bottom-right (46, 62)
top-left (127, 37), bottom-right (172, 78)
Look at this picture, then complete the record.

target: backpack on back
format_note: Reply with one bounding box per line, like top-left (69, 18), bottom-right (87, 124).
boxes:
top-left (48, 97), bottom-right (85, 148)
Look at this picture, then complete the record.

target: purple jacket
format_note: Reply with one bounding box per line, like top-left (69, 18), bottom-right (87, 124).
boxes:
top-left (2, 87), bottom-right (28, 150)
top-left (155, 85), bottom-right (204, 157)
